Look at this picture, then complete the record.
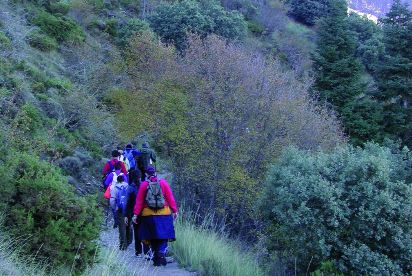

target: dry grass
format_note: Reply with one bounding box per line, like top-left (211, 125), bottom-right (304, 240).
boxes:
top-left (170, 210), bottom-right (263, 276)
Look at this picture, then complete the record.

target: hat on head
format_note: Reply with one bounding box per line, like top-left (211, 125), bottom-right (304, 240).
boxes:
top-left (126, 144), bottom-right (133, 149)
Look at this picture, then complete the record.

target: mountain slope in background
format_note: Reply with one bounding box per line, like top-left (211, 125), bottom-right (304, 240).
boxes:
top-left (349, 0), bottom-right (412, 19)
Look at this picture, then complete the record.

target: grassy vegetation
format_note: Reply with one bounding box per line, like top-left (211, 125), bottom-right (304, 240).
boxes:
top-left (0, 31), bottom-right (11, 48)
top-left (26, 29), bottom-right (58, 51)
top-left (29, 9), bottom-right (85, 43)
top-left (0, 217), bottom-right (48, 276)
top-left (170, 212), bottom-right (263, 276)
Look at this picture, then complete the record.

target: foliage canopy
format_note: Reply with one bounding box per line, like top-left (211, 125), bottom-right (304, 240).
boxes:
top-left (261, 143), bottom-right (412, 274)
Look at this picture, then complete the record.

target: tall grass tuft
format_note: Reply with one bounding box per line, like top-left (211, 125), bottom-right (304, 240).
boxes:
top-left (0, 218), bottom-right (48, 276)
top-left (170, 209), bottom-right (263, 276)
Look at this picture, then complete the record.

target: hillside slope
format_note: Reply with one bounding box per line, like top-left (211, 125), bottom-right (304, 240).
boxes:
top-left (349, 0), bottom-right (412, 17)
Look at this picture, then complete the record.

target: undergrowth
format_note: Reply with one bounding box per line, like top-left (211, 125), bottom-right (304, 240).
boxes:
top-left (0, 216), bottom-right (48, 276)
top-left (170, 210), bottom-right (263, 276)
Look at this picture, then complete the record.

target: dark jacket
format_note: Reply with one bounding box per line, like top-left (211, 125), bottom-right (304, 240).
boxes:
top-left (124, 183), bottom-right (138, 218)
top-left (138, 145), bottom-right (156, 170)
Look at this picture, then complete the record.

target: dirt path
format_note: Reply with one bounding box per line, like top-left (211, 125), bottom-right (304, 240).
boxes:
top-left (97, 227), bottom-right (194, 276)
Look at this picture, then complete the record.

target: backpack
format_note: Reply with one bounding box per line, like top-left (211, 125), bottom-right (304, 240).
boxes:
top-left (119, 155), bottom-right (130, 171)
top-left (104, 172), bottom-right (124, 199)
top-left (102, 160), bottom-right (118, 189)
top-left (111, 171), bottom-right (124, 186)
top-left (116, 184), bottom-right (128, 212)
top-left (124, 150), bottom-right (136, 170)
top-left (145, 180), bottom-right (165, 210)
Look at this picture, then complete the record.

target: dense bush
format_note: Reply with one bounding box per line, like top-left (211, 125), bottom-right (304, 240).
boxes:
top-left (26, 29), bottom-right (58, 51)
top-left (148, 0), bottom-right (247, 50)
top-left (0, 31), bottom-right (11, 48)
top-left (286, 0), bottom-right (329, 26)
top-left (12, 104), bottom-right (43, 134)
top-left (260, 143), bottom-right (412, 274)
top-left (58, 156), bottom-right (82, 177)
top-left (0, 152), bottom-right (102, 272)
top-left (116, 18), bottom-right (150, 46)
top-left (48, 0), bottom-right (71, 15)
top-left (29, 9), bottom-right (85, 43)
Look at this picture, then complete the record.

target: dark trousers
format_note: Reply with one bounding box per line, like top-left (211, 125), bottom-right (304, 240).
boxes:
top-left (117, 210), bottom-right (132, 250)
top-left (139, 167), bottom-right (146, 181)
top-left (151, 239), bottom-right (168, 266)
top-left (133, 222), bottom-right (150, 254)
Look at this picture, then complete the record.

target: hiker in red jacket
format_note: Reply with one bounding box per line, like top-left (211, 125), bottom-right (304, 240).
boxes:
top-left (132, 165), bottom-right (178, 267)
top-left (102, 150), bottom-right (128, 177)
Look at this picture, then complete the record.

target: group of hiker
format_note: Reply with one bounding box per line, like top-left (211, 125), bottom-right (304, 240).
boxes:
top-left (102, 142), bottom-right (178, 267)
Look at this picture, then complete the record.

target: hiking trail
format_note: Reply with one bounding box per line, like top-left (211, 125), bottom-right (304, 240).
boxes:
top-left (95, 173), bottom-right (195, 276)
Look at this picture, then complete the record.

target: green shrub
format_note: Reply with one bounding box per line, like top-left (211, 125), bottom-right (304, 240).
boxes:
top-left (12, 104), bottom-right (43, 134)
top-left (0, 87), bottom-right (11, 97)
top-left (260, 143), bottom-right (412, 274)
top-left (46, 77), bottom-right (72, 90)
top-left (0, 31), bottom-right (11, 48)
top-left (247, 20), bottom-right (264, 35)
top-left (103, 18), bottom-right (119, 37)
top-left (0, 152), bottom-right (102, 272)
top-left (59, 156), bottom-right (82, 177)
top-left (31, 81), bottom-right (47, 93)
top-left (116, 18), bottom-right (149, 46)
top-left (26, 29), bottom-right (58, 51)
top-left (148, 0), bottom-right (247, 50)
top-left (29, 9), bottom-right (85, 43)
top-left (48, 0), bottom-right (70, 15)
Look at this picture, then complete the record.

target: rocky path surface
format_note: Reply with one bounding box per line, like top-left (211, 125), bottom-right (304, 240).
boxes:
top-left (97, 227), bottom-right (194, 276)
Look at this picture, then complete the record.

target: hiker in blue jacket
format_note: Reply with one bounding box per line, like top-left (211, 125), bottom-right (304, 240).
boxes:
top-left (110, 174), bottom-right (131, 250)
top-left (124, 144), bottom-right (140, 171)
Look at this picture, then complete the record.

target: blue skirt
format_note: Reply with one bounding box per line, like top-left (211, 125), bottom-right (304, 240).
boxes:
top-left (139, 215), bottom-right (176, 241)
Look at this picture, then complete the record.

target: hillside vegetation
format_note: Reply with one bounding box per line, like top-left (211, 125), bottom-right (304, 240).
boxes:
top-left (0, 0), bottom-right (411, 275)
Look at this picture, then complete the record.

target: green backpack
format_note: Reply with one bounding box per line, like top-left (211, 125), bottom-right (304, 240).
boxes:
top-left (145, 180), bottom-right (165, 210)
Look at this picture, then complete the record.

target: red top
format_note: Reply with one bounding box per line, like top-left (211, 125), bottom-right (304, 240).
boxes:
top-left (102, 159), bottom-right (128, 176)
top-left (133, 177), bottom-right (178, 215)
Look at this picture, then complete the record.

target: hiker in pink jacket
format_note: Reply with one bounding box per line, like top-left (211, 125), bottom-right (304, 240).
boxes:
top-left (132, 165), bottom-right (178, 267)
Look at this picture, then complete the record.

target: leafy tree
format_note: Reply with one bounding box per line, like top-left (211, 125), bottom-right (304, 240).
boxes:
top-left (313, 0), bottom-right (382, 145)
top-left (261, 143), bottom-right (412, 274)
top-left (148, 0), bottom-right (247, 50)
top-left (376, 0), bottom-right (412, 148)
top-left (286, 0), bottom-right (329, 26)
top-left (115, 33), bottom-right (343, 237)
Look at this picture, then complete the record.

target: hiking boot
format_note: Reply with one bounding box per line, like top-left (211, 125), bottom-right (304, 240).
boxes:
top-left (153, 252), bottom-right (167, 266)
top-left (158, 253), bottom-right (167, 266)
